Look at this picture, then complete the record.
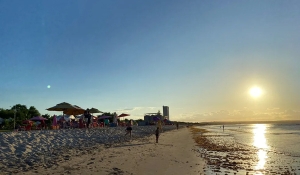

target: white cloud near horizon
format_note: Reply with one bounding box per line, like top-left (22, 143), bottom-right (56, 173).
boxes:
top-left (115, 106), bottom-right (159, 112)
top-left (174, 108), bottom-right (300, 122)
top-left (113, 106), bottom-right (161, 119)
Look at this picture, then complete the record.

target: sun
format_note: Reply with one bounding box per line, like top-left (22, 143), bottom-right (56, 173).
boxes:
top-left (249, 86), bottom-right (262, 98)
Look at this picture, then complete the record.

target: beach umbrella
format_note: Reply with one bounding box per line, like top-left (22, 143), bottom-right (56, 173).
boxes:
top-left (29, 116), bottom-right (48, 121)
top-left (64, 105), bottom-right (85, 115)
top-left (89, 108), bottom-right (103, 114)
top-left (64, 106), bottom-right (85, 115)
top-left (74, 105), bottom-right (83, 109)
top-left (47, 102), bottom-right (75, 111)
top-left (47, 102), bottom-right (84, 115)
top-left (118, 113), bottom-right (130, 118)
top-left (52, 116), bottom-right (58, 126)
top-left (117, 113), bottom-right (130, 121)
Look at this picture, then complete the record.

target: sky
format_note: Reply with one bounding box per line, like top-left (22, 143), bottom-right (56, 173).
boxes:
top-left (1, 0), bottom-right (300, 122)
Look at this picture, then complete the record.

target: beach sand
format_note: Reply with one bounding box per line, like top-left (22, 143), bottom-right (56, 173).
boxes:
top-left (14, 127), bottom-right (205, 175)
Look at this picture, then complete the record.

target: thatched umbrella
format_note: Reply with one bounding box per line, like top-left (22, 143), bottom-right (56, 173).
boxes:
top-left (64, 105), bottom-right (85, 115)
top-left (47, 102), bottom-right (84, 115)
top-left (89, 107), bottom-right (103, 114)
top-left (47, 102), bottom-right (77, 112)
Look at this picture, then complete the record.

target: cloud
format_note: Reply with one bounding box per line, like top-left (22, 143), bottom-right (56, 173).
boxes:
top-left (176, 108), bottom-right (300, 122)
top-left (115, 106), bottom-right (159, 112)
top-left (283, 109), bottom-right (300, 120)
top-left (111, 106), bottom-right (161, 119)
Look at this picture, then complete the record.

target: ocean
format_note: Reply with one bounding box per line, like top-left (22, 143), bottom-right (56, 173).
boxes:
top-left (196, 122), bottom-right (300, 174)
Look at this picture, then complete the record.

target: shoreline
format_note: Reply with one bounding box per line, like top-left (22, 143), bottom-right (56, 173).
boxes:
top-left (191, 125), bottom-right (300, 175)
top-left (1, 126), bottom-right (206, 175)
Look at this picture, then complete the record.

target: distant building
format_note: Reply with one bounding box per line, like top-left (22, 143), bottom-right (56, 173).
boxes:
top-left (144, 111), bottom-right (163, 124)
top-left (143, 106), bottom-right (170, 125)
top-left (163, 106), bottom-right (169, 120)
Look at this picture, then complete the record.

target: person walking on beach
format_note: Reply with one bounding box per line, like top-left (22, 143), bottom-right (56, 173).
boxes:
top-left (84, 109), bottom-right (92, 128)
top-left (125, 124), bottom-right (132, 138)
top-left (157, 120), bottom-right (163, 133)
top-left (155, 127), bottom-right (160, 143)
top-left (176, 123), bottom-right (179, 130)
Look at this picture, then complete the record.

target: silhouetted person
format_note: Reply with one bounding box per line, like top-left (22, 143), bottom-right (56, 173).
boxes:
top-left (155, 127), bottom-right (160, 143)
top-left (125, 124), bottom-right (132, 138)
top-left (84, 109), bottom-right (92, 128)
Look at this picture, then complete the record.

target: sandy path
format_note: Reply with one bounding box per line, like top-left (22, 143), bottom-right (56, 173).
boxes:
top-left (19, 127), bottom-right (205, 175)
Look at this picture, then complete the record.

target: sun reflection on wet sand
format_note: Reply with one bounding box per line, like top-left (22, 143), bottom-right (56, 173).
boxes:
top-left (253, 124), bottom-right (268, 172)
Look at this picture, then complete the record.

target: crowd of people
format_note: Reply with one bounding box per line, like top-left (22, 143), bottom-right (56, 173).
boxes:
top-left (56, 108), bottom-right (105, 129)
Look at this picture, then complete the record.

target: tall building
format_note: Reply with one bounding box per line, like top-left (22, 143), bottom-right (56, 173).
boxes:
top-left (163, 106), bottom-right (169, 120)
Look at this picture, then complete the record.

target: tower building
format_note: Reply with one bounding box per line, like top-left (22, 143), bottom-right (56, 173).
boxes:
top-left (163, 106), bottom-right (169, 120)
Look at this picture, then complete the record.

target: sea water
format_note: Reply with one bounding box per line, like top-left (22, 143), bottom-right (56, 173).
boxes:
top-left (197, 122), bottom-right (300, 174)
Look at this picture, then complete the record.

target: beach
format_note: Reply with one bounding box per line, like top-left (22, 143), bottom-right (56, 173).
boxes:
top-left (2, 123), bottom-right (300, 175)
top-left (0, 126), bottom-right (205, 175)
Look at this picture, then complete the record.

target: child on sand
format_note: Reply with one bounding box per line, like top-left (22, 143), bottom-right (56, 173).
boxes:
top-left (155, 127), bottom-right (160, 143)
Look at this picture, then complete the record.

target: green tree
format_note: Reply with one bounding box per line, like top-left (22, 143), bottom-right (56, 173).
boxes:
top-left (0, 108), bottom-right (14, 119)
top-left (0, 104), bottom-right (41, 130)
top-left (27, 106), bottom-right (41, 118)
top-left (11, 104), bottom-right (29, 125)
top-left (3, 119), bottom-right (13, 130)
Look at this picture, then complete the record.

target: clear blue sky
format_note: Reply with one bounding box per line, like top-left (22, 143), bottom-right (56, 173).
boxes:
top-left (1, 0), bottom-right (299, 121)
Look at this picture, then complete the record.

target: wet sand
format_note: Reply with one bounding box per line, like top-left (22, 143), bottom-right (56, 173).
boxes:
top-left (190, 127), bottom-right (300, 175)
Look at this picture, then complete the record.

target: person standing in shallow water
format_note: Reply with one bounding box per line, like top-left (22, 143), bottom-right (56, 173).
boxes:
top-left (155, 127), bottom-right (160, 143)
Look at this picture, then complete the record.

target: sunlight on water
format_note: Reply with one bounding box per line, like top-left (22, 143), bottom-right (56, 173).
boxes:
top-left (253, 124), bottom-right (268, 171)
top-left (256, 149), bottom-right (268, 170)
top-left (253, 124), bottom-right (268, 149)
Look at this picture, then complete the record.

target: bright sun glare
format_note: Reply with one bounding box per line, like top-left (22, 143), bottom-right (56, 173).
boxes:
top-left (249, 86), bottom-right (262, 98)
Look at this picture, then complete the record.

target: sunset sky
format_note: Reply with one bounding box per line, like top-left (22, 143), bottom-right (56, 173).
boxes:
top-left (1, 0), bottom-right (299, 122)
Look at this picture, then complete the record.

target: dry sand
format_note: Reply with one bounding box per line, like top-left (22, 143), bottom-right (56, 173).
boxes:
top-left (15, 128), bottom-right (205, 175)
